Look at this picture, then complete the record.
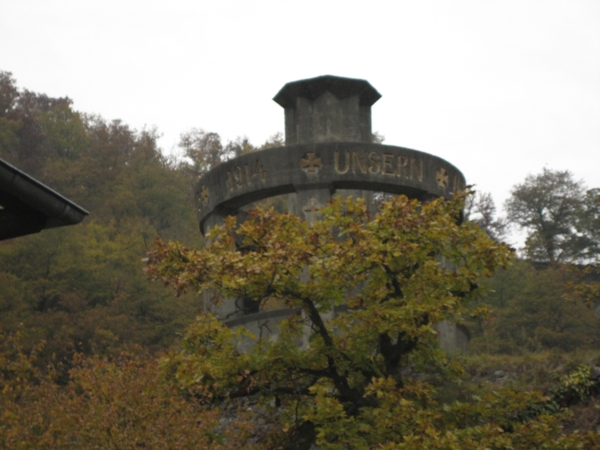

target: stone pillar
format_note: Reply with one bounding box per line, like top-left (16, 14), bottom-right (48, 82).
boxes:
top-left (273, 75), bottom-right (382, 220)
top-left (196, 75), bottom-right (469, 353)
top-left (271, 76), bottom-right (383, 349)
top-left (273, 75), bottom-right (381, 146)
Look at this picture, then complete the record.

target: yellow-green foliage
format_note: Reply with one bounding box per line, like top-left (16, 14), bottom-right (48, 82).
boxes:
top-left (469, 261), bottom-right (600, 354)
top-left (0, 330), bottom-right (253, 449)
top-left (147, 194), bottom-right (600, 448)
top-left (0, 72), bottom-right (205, 366)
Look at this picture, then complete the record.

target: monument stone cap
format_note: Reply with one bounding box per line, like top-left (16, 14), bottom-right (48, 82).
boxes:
top-left (194, 75), bottom-right (466, 235)
top-left (274, 75), bottom-right (382, 145)
top-left (273, 75), bottom-right (381, 108)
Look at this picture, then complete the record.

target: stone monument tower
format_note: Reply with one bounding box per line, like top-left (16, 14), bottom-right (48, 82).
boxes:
top-left (275, 76), bottom-right (380, 224)
top-left (195, 75), bottom-right (468, 352)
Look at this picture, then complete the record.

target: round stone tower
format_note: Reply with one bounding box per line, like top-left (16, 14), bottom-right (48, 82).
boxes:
top-left (194, 75), bottom-right (468, 352)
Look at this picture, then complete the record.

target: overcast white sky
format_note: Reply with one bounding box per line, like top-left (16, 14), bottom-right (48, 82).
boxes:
top-left (2, 0), bottom-right (599, 242)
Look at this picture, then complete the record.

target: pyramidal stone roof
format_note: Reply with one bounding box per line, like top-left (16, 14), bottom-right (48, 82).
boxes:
top-left (273, 75), bottom-right (381, 108)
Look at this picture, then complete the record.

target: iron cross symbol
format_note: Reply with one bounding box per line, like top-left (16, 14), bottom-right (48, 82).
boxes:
top-left (303, 198), bottom-right (321, 224)
top-left (198, 185), bottom-right (209, 206)
top-left (436, 168), bottom-right (449, 188)
top-left (301, 152), bottom-right (322, 173)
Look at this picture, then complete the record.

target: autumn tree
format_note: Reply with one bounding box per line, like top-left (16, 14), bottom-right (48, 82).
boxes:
top-left (146, 193), bottom-right (600, 447)
top-left (468, 260), bottom-right (600, 354)
top-left (505, 168), bottom-right (598, 263)
top-left (0, 331), bottom-right (254, 449)
top-left (0, 72), bottom-right (22, 162)
top-left (578, 188), bottom-right (600, 261)
top-left (465, 191), bottom-right (508, 243)
top-left (178, 129), bottom-right (287, 180)
top-left (178, 128), bottom-right (257, 181)
top-left (259, 132), bottom-right (285, 150)
top-left (0, 72), bottom-right (18, 114)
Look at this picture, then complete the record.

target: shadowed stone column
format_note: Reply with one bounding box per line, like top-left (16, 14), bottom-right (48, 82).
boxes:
top-left (273, 75), bottom-right (380, 146)
top-left (273, 75), bottom-right (382, 219)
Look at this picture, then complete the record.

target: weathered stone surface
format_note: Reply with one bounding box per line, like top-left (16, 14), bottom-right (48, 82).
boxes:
top-left (434, 321), bottom-right (469, 354)
top-left (195, 142), bottom-right (465, 234)
top-left (274, 75), bottom-right (380, 145)
top-left (196, 75), bottom-right (469, 353)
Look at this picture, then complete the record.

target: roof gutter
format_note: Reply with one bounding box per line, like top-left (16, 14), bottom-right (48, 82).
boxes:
top-left (0, 158), bottom-right (89, 240)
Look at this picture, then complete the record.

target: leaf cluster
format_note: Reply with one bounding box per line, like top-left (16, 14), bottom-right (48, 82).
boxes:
top-left (148, 192), bottom-right (521, 447)
top-left (0, 330), bottom-right (253, 449)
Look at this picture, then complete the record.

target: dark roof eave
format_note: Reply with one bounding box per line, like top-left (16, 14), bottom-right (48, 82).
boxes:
top-left (0, 158), bottom-right (89, 238)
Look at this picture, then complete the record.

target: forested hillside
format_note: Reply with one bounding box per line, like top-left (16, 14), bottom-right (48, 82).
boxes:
top-left (0, 72), bottom-right (287, 368)
top-left (466, 170), bottom-right (600, 354)
top-left (0, 71), bottom-right (210, 365)
top-left (1, 71), bottom-right (599, 448)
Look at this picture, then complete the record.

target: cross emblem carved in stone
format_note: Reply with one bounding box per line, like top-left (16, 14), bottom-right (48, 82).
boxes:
top-left (198, 185), bottom-right (209, 206)
top-left (301, 152), bottom-right (322, 173)
top-left (436, 168), bottom-right (448, 188)
top-left (303, 198), bottom-right (322, 224)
